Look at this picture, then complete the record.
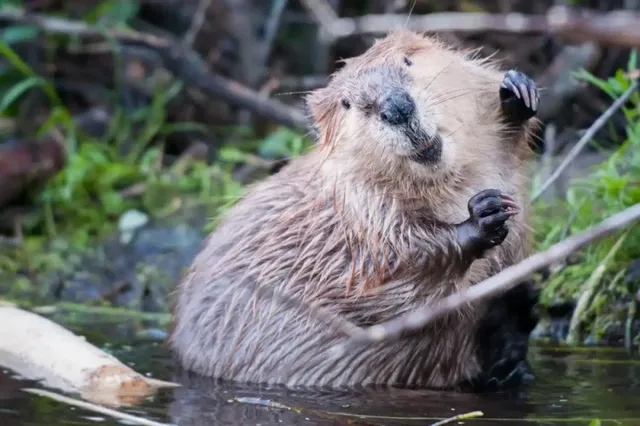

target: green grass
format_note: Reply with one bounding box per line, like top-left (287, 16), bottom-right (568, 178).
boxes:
top-left (0, 22), bottom-right (312, 291)
top-left (531, 51), bottom-right (640, 340)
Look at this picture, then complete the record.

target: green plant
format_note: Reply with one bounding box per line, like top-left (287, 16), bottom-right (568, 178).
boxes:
top-left (0, 28), bottom-right (309, 280)
top-left (533, 51), bottom-right (640, 339)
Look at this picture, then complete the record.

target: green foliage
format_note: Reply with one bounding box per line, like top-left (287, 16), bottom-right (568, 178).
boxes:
top-left (533, 53), bottom-right (640, 330)
top-left (84, 0), bottom-right (140, 28)
top-left (0, 31), bottom-right (310, 274)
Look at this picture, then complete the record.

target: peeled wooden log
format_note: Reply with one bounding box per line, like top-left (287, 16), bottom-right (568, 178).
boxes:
top-left (0, 306), bottom-right (178, 407)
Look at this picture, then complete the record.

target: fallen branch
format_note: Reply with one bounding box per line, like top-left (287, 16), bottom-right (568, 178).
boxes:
top-left (339, 202), bottom-right (640, 346)
top-left (299, 4), bottom-right (640, 48)
top-left (23, 388), bottom-right (171, 426)
top-left (182, 0), bottom-right (212, 47)
top-left (531, 80), bottom-right (638, 203)
top-left (430, 411), bottom-right (484, 426)
top-left (0, 7), bottom-right (307, 129)
top-left (0, 306), bottom-right (178, 407)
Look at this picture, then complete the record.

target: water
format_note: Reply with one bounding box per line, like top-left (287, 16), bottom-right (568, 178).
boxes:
top-left (1, 340), bottom-right (639, 426)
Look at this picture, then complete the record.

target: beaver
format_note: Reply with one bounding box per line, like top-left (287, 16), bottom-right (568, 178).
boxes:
top-left (168, 30), bottom-right (540, 391)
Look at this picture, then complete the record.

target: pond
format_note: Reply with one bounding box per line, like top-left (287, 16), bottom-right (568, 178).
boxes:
top-left (0, 330), bottom-right (639, 426)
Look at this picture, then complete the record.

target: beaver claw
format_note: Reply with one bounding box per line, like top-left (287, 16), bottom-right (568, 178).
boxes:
top-left (500, 69), bottom-right (538, 123)
top-left (458, 189), bottom-right (519, 254)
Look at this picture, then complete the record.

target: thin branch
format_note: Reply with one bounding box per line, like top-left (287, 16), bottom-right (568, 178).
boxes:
top-left (23, 389), bottom-right (170, 426)
top-left (182, 0), bottom-right (213, 47)
top-left (258, 0), bottom-right (289, 66)
top-left (0, 7), bottom-right (167, 46)
top-left (276, 74), bottom-right (327, 91)
top-left (301, 5), bottom-right (640, 48)
top-left (0, 7), bottom-right (308, 129)
top-left (299, 0), bottom-right (339, 32)
top-left (531, 80), bottom-right (638, 203)
top-left (430, 411), bottom-right (484, 426)
top-left (338, 202), bottom-right (640, 347)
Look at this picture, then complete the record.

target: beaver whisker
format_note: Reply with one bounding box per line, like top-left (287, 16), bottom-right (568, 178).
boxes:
top-left (423, 59), bottom-right (456, 93)
top-left (428, 89), bottom-right (487, 108)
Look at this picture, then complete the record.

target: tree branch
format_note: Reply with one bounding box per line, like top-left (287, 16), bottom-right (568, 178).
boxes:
top-left (338, 202), bottom-right (640, 348)
top-left (300, 4), bottom-right (640, 48)
top-left (182, 0), bottom-right (213, 47)
top-left (531, 80), bottom-right (638, 203)
top-left (0, 7), bottom-right (308, 129)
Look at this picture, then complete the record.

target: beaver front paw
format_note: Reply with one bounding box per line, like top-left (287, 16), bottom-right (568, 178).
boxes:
top-left (459, 189), bottom-right (519, 254)
top-left (500, 69), bottom-right (538, 123)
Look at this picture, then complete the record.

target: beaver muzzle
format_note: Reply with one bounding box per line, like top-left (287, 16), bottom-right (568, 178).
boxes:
top-left (379, 89), bottom-right (415, 126)
top-left (411, 132), bottom-right (442, 165)
top-left (378, 88), bottom-right (442, 165)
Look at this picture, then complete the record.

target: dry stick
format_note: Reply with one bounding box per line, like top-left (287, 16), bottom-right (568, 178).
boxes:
top-left (301, 4), bottom-right (640, 48)
top-left (430, 411), bottom-right (484, 426)
top-left (182, 0), bottom-right (213, 47)
top-left (0, 7), bottom-right (307, 129)
top-left (298, 0), bottom-right (339, 31)
top-left (23, 388), bottom-right (172, 426)
top-left (531, 80), bottom-right (639, 203)
top-left (259, 0), bottom-right (289, 65)
top-left (340, 202), bottom-right (640, 346)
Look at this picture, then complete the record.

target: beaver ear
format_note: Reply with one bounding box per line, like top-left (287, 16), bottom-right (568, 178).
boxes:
top-left (305, 87), bottom-right (339, 146)
top-left (305, 87), bottom-right (332, 125)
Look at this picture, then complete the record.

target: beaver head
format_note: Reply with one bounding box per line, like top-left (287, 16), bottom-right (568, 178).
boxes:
top-left (306, 31), bottom-right (505, 186)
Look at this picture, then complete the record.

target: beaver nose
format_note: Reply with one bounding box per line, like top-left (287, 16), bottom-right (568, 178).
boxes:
top-left (379, 90), bottom-right (415, 125)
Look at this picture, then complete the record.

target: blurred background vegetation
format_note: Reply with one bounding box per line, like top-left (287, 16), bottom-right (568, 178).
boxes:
top-left (0, 0), bottom-right (639, 349)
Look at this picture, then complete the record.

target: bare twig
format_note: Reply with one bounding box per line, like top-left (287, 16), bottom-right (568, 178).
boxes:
top-left (301, 5), bottom-right (640, 48)
top-left (182, 0), bottom-right (213, 47)
top-left (299, 0), bottom-right (339, 33)
top-left (531, 80), bottom-right (638, 203)
top-left (276, 74), bottom-right (328, 91)
top-left (0, 7), bottom-right (167, 46)
top-left (339, 202), bottom-right (640, 346)
top-left (23, 388), bottom-right (170, 426)
top-left (258, 0), bottom-right (289, 67)
top-left (0, 7), bottom-right (307, 129)
top-left (430, 411), bottom-right (484, 426)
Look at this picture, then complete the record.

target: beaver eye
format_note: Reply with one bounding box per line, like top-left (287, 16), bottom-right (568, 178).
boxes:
top-left (404, 56), bottom-right (413, 66)
top-left (341, 98), bottom-right (351, 109)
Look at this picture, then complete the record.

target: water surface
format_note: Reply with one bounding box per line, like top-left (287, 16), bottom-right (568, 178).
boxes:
top-left (1, 338), bottom-right (639, 426)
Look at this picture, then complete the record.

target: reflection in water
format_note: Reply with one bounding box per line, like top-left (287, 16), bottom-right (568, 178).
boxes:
top-left (1, 343), bottom-right (640, 425)
top-left (169, 375), bottom-right (534, 425)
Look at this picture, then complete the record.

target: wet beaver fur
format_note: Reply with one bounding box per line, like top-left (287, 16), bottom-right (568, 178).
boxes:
top-left (169, 30), bottom-right (540, 392)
